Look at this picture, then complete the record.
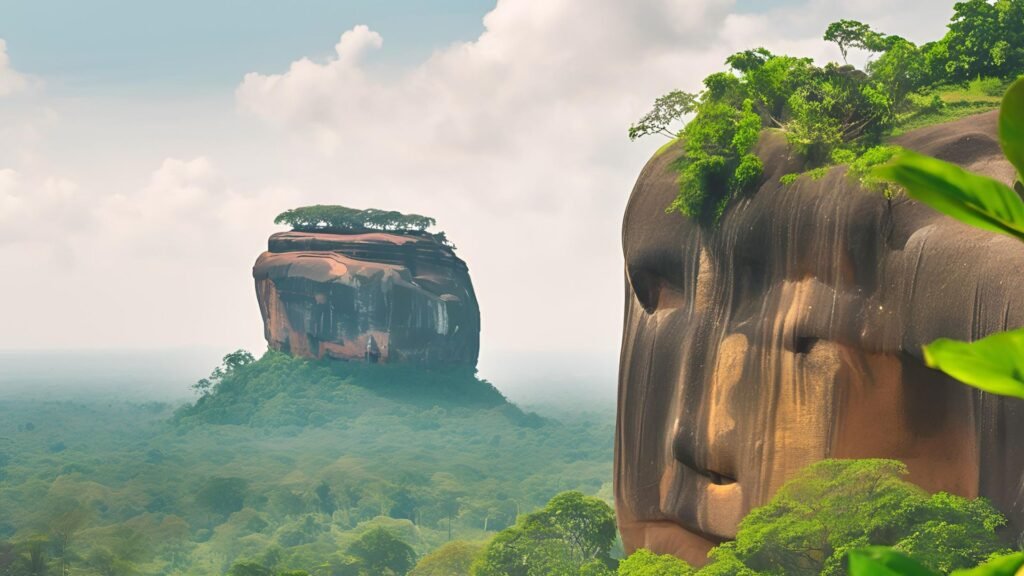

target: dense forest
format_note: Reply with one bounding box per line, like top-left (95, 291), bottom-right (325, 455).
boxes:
top-left (0, 352), bottom-right (614, 575)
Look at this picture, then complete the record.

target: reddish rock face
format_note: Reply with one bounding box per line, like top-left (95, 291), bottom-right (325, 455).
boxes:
top-left (253, 231), bottom-right (480, 367)
top-left (617, 111), bottom-right (1024, 565)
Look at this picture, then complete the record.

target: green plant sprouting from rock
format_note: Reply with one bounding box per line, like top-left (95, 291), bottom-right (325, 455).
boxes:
top-left (631, 0), bottom-right (1024, 222)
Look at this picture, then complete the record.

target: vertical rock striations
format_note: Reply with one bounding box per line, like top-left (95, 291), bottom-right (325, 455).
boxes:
top-left (253, 231), bottom-right (480, 368)
top-left (617, 110), bottom-right (1024, 565)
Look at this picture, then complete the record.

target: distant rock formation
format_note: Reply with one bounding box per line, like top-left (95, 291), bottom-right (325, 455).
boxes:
top-left (617, 111), bottom-right (1024, 566)
top-left (253, 230), bottom-right (480, 368)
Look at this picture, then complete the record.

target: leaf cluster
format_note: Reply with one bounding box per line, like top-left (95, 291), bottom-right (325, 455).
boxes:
top-left (620, 460), bottom-right (1008, 576)
top-left (471, 491), bottom-right (616, 576)
top-left (274, 205), bottom-right (438, 235)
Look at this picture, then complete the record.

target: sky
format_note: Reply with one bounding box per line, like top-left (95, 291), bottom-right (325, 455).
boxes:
top-left (0, 0), bottom-right (960, 391)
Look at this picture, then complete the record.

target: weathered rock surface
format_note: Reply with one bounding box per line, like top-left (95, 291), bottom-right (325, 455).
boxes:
top-left (617, 111), bottom-right (1024, 565)
top-left (253, 231), bottom-right (480, 367)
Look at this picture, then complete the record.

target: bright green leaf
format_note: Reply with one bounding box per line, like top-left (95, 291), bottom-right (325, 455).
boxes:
top-left (873, 151), bottom-right (1024, 242)
top-left (848, 547), bottom-right (940, 576)
top-left (999, 78), bottom-right (1024, 182)
top-left (924, 328), bottom-right (1024, 400)
top-left (951, 552), bottom-right (1024, 576)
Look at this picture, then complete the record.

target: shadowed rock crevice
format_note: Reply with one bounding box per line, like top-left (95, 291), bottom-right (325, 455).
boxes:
top-left (617, 110), bottom-right (1024, 566)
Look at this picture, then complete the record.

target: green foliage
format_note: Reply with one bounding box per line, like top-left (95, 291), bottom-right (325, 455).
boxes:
top-left (580, 559), bottom-right (615, 576)
top-left (831, 148), bottom-right (858, 165)
top-left (668, 100), bottom-right (763, 222)
top-left (693, 459), bottom-right (1007, 576)
top-left (196, 477), bottom-right (250, 520)
top-left (617, 549), bottom-right (694, 576)
top-left (999, 77), bottom-right (1024, 179)
top-left (970, 77), bottom-right (1008, 98)
top-left (347, 527), bottom-right (417, 576)
top-left (228, 560), bottom-right (274, 576)
top-left (0, 360), bottom-right (614, 576)
top-left (942, 0), bottom-right (1024, 83)
top-left (779, 173), bottom-right (800, 186)
top-left (807, 167), bottom-right (829, 181)
top-left (409, 541), bottom-right (482, 576)
top-left (875, 150), bottom-right (1024, 241)
top-left (274, 205), bottom-right (438, 235)
top-left (785, 64), bottom-right (889, 164)
top-left (635, 4), bottom-right (1024, 218)
top-left (628, 91), bottom-right (698, 141)
top-left (824, 20), bottom-right (887, 62)
top-left (471, 491), bottom-right (616, 576)
top-left (616, 460), bottom-right (1011, 575)
top-left (952, 552), bottom-right (1024, 575)
top-left (471, 522), bottom-right (572, 576)
top-left (922, 328), bottom-right (1024, 399)
top-left (868, 38), bottom-right (928, 112)
top-left (848, 547), bottom-right (939, 576)
top-left (177, 350), bottom-right (515, 426)
top-left (850, 145), bottom-right (904, 198)
top-left (849, 550), bottom-right (1024, 576)
top-left (194, 349), bottom-right (255, 397)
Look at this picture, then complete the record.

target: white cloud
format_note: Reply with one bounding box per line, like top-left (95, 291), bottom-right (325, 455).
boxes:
top-left (0, 39), bottom-right (28, 96)
top-left (92, 157), bottom-right (298, 259)
top-left (233, 0), bottom-right (954, 364)
top-left (0, 1), bottom-right (958, 364)
top-left (0, 168), bottom-right (86, 248)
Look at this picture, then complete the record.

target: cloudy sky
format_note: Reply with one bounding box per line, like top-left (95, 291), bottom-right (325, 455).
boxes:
top-left (0, 0), bottom-right (958, 387)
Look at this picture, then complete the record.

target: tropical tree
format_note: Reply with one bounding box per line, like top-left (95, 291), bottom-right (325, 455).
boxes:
top-left (274, 205), bottom-right (437, 234)
top-left (943, 0), bottom-right (1003, 82)
top-left (44, 498), bottom-right (91, 576)
top-left (409, 541), bottom-right (482, 576)
top-left (227, 560), bottom-right (274, 576)
top-left (867, 38), bottom-right (929, 112)
top-left (471, 491), bottom-right (616, 576)
top-left (193, 349), bottom-right (255, 397)
top-left (346, 527), bottom-right (417, 576)
top-left (628, 90), bottom-right (698, 140)
top-left (617, 549), bottom-right (694, 576)
top-left (195, 477), bottom-right (249, 521)
top-left (824, 20), bottom-right (886, 63)
top-left (709, 459), bottom-right (1007, 575)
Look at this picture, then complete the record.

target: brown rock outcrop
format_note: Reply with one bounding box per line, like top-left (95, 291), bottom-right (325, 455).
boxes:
top-left (253, 230), bottom-right (480, 367)
top-left (616, 110), bottom-right (1024, 565)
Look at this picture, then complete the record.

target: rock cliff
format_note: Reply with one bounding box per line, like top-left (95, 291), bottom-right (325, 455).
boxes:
top-left (617, 111), bottom-right (1024, 565)
top-left (253, 230), bottom-right (480, 368)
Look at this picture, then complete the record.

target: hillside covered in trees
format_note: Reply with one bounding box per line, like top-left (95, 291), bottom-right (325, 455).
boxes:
top-left (0, 351), bottom-right (614, 576)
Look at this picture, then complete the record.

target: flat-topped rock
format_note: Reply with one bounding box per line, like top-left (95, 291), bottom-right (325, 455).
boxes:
top-left (253, 230), bottom-right (480, 367)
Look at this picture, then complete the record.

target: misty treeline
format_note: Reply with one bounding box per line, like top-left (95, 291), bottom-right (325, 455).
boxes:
top-left (0, 352), bottom-right (612, 576)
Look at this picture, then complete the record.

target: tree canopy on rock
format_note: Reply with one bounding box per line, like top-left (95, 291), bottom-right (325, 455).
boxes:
top-left (631, 0), bottom-right (1024, 223)
top-left (275, 205), bottom-right (437, 234)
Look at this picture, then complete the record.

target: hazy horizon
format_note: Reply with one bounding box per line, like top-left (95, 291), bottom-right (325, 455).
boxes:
top-left (0, 347), bottom-right (619, 408)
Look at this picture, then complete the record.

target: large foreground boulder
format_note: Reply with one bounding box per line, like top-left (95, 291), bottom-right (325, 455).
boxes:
top-left (254, 231), bottom-right (480, 368)
top-left (617, 111), bottom-right (1024, 565)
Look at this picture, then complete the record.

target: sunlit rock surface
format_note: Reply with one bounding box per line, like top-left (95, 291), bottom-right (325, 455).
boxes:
top-left (254, 231), bottom-right (480, 367)
top-left (616, 110), bottom-right (1024, 565)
